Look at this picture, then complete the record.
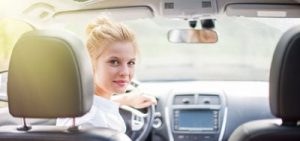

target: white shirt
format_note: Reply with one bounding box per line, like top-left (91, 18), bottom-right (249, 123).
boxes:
top-left (56, 95), bottom-right (126, 133)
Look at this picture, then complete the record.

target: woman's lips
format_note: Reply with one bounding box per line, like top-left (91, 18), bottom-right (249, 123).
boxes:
top-left (113, 80), bottom-right (128, 87)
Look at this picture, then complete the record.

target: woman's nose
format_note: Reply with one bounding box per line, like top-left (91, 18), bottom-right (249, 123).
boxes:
top-left (119, 64), bottom-right (130, 76)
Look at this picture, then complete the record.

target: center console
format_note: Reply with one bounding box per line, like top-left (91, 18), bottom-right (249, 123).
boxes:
top-left (166, 89), bottom-right (227, 141)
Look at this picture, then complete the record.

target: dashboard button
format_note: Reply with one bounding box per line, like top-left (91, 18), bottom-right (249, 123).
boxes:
top-left (153, 117), bottom-right (162, 129)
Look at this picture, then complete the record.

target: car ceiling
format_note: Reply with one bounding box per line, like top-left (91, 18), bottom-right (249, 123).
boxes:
top-left (1, 0), bottom-right (300, 29)
top-left (2, 0), bottom-right (300, 17)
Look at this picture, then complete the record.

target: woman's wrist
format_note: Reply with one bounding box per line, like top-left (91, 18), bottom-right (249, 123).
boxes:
top-left (112, 94), bottom-right (130, 106)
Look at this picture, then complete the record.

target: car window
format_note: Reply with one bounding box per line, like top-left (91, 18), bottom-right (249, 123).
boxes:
top-left (0, 101), bottom-right (7, 108)
top-left (0, 19), bottom-right (33, 107)
top-left (0, 19), bottom-right (34, 72)
top-left (42, 16), bottom-right (300, 82)
top-left (0, 72), bottom-right (7, 107)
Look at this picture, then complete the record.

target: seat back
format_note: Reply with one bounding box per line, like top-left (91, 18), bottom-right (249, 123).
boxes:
top-left (0, 30), bottom-right (130, 141)
top-left (7, 30), bottom-right (93, 118)
top-left (229, 26), bottom-right (300, 141)
top-left (269, 26), bottom-right (300, 122)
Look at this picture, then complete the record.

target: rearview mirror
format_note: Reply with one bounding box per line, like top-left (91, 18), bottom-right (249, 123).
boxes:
top-left (168, 29), bottom-right (218, 43)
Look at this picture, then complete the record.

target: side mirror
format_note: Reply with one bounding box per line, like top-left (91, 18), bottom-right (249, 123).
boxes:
top-left (168, 29), bottom-right (218, 43)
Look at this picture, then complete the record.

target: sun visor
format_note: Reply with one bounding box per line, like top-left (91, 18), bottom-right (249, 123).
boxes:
top-left (225, 4), bottom-right (300, 18)
top-left (53, 6), bottom-right (154, 23)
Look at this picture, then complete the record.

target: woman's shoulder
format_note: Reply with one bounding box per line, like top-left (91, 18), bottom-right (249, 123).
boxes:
top-left (56, 105), bottom-right (105, 126)
top-left (93, 95), bottom-right (120, 113)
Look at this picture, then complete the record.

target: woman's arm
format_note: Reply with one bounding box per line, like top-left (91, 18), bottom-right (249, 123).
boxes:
top-left (112, 91), bottom-right (157, 109)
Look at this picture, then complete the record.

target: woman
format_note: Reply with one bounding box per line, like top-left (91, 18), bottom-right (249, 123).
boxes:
top-left (56, 17), bottom-right (156, 133)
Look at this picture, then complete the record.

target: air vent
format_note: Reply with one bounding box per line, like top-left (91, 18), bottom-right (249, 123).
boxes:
top-left (198, 95), bottom-right (220, 105)
top-left (174, 95), bottom-right (195, 105)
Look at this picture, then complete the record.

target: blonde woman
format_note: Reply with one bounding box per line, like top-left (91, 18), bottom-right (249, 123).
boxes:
top-left (56, 17), bottom-right (156, 133)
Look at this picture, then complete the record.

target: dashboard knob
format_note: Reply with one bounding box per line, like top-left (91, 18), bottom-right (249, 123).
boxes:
top-left (203, 98), bottom-right (211, 104)
top-left (153, 117), bottom-right (162, 129)
top-left (182, 98), bottom-right (190, 104)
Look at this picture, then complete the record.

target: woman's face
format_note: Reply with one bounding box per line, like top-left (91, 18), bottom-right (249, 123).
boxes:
top-left (94, 41), bottom-right (136, 96)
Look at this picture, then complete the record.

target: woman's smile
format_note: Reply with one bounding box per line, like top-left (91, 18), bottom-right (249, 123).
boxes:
top-left (113, 80), bottom-right (129, 87)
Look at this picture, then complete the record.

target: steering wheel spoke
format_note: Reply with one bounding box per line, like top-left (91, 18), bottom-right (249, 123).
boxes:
top-left (120, 105), bottom-right (155, 141)
top-left (131, 114), bottom-right (144, 131)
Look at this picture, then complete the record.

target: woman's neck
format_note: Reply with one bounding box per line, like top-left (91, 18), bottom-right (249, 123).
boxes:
top-left (95, 86), bottom-right (112, 99)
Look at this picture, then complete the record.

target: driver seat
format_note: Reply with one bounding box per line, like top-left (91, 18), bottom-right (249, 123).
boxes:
top-left (228, 26), bottom-right (300, 141)
top-left (0, 30), bottom-right (131, 141)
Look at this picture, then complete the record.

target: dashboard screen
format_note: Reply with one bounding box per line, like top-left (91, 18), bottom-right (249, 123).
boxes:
top-left (177, 109), bottom-right (214, 130)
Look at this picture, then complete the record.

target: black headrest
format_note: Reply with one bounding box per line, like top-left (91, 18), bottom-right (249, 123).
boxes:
top-left (270, 26), bottom-right (300, 120)
top-left (8, 30), bottom-right (94, 118)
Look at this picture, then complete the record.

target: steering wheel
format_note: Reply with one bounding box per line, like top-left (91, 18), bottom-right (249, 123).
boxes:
top-left (120, 104), bottom-right (155, 141)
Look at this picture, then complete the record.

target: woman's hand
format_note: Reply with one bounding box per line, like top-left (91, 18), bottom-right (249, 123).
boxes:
top-left (112, 90), bottom-right (157, 109)
top-left (126, 92), bottom-right (157, 109)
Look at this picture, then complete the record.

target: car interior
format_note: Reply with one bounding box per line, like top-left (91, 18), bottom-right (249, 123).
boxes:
top-left (0, 29), bottom-right (130, 141)
top-left (229, 24), bottom-right (300, 141)
top-left (0, 0), bottom-right (300, 141)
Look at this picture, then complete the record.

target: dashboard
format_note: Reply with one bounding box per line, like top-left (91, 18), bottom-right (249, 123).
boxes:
top-left (0, 81), bottom-right (275, 141)
top-left (139, 81), bottom-right (275, 141)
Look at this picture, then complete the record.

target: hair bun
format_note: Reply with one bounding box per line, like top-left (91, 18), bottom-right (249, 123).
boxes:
top-left (86, 17), bottom-right (113, 35)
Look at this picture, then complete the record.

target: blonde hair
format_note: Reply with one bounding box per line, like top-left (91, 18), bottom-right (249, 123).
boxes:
top-left (86, 17), bottom-right (138, 67)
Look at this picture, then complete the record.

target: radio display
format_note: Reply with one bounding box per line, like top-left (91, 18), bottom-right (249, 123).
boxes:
top-left (176, 109), bottom-right (215, 130)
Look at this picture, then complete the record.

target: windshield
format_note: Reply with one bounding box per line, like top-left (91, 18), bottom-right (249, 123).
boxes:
top-left (123, 17), bottom-right (300, 81)
top-left (1, 14), bottom-right (300, 82)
